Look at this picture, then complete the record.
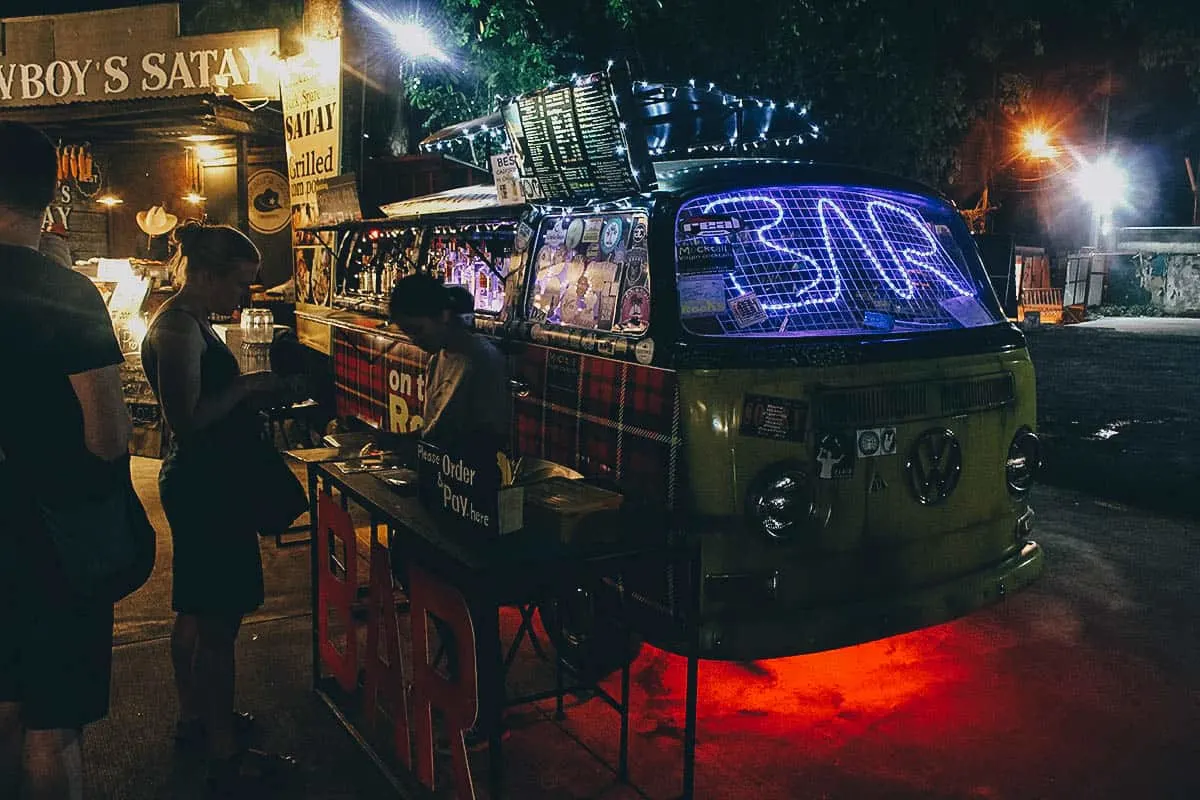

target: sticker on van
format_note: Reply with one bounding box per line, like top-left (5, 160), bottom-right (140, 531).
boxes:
top-left (680, 214), bottom-right (742, 236)
top-left (856, 427), bottom-right (898, 457)
top-left (729, 292), bottom-right (768, 328)
top-left (740, 394), bottom-right (807, 441)
top-left (863, 310), bottom-right (895, 331)
top-left (816, 432), bottom-right (855, 479)
top-left (678, 275), bottom-right (727, 318)
top-left (678, 240), bottom-right (735, 273)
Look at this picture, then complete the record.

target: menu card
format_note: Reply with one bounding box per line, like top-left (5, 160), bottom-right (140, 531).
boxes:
top-left (502, 72), bottom-right (652, 202)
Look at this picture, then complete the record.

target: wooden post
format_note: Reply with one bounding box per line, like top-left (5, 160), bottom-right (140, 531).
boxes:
top-left (1186, 157), bottom-right (1198, 226)
top-left (235, 135), bottom-right (250, 234)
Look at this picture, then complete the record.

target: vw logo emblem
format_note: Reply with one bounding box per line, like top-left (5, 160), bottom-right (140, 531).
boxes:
top-left (905, 428), bottom-right (962, 505)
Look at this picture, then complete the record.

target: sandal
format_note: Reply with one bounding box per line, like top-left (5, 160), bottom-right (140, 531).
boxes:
top-left (175, 711), bottom-right (258, 750)
top-left (206, 748), bottom-right (298, 796)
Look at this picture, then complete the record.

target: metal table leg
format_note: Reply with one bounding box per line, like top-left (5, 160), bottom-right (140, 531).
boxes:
top-left (618, 624), bottom-right (632, 782)
top-left (681, 548), bottom-right (702, 799)
top-left (308, 465), bottom-right (321, 690)
top-left (481, 604), bottom-right (506, 799)
top-left (682, 651), bottom-right (698, 799)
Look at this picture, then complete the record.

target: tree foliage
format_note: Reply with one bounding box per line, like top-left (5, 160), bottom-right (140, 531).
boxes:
top-left (605, 0), bottom-right (1052, 187)
top-left (404, 0), bottom-right (570, 131)
top-left (176, 0), bottom-right (1200, 199)
top-left (180, 0), bottom-right (305, 38)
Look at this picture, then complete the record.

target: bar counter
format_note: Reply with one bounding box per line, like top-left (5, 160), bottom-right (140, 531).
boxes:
top-left (304, 454), bottom-right (689, 798)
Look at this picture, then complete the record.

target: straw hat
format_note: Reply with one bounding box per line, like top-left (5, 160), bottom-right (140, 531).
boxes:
top-left (136, 205), bottom-right (179, 237)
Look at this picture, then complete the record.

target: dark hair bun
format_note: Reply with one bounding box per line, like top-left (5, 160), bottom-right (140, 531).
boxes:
top-left (173, 218), bottom-right (204, 250)
top-left (446, 285), bottom-right (474, 315)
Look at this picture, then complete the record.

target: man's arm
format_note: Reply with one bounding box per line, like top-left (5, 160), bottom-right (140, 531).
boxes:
top-left (55, 270), bottom-right (133, 461)
top-left (69, 365), bottom-right (132, 461)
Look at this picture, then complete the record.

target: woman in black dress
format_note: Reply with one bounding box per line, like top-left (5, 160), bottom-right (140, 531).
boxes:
top-left (141, 221), bottom-right (295, 789)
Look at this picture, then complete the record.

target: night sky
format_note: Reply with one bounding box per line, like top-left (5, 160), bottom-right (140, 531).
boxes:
top-left (5, 0), bottom-right (1199, 231)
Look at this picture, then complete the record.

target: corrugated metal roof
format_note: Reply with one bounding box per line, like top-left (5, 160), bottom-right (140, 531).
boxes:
top-left (379, 184), bottom-right (507, 218)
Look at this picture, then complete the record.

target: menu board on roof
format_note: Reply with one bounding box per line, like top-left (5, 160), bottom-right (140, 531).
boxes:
top-left (501, 71), bottom-right (653, 202)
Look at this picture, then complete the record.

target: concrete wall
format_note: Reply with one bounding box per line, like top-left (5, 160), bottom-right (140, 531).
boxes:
top-left (1116, 227), bottom-right (1200, 314)
top-left (1162, 254), bottom-right (1200, 314)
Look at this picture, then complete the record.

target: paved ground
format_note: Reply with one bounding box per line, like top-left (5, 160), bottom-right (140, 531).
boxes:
top-left (1069, 316), bottom-right (1200, 336)
top-left (1025, 320), bottom-right (1200, 518)
top-left (87, 469), bottom-right (1199, 800)
top-left (76, 319), bottom-right (1198, 798)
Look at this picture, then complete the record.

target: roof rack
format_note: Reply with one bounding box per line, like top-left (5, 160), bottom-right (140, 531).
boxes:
top-left (417, 68), bottom-right (821, 199)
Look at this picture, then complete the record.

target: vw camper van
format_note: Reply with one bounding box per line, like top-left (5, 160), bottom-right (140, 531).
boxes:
top-left (297, 156), bottom-right (1044, 662)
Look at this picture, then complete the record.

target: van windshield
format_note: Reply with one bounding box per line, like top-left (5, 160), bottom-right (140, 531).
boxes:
top-left (674, 186), bottom-right (1005, 337)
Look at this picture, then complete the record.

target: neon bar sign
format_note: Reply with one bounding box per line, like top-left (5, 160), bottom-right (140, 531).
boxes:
top-left (680, 187), bottom-right (977, 321)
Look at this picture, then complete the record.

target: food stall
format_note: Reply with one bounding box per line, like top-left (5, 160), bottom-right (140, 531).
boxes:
top-left (1, 4), bottom-right (295, 453)
top-left (70, 254), bottom-right (171, 456)
top-left (295, 67), bottom-right (1045, 800)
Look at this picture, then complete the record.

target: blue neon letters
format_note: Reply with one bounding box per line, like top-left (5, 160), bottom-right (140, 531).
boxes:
top-left (679, 186), bottom-right (989, 335)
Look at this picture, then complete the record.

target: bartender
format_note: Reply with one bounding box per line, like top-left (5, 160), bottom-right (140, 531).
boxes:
top-left (387, 273), bottom-right (510, 452)
top-left (386, 274), bottom-right (512, 726)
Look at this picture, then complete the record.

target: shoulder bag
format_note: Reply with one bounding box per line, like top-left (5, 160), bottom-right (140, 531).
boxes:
top-left (241, 432), bottom-right (310, 538)
top-left (36, 455), bottom-right (157, 602)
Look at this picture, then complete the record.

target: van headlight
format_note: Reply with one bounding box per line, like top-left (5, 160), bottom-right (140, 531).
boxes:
top-left (746, 465), bottom-right (822, 541)
top-left (1006, 427), bottom-right (1041, 498)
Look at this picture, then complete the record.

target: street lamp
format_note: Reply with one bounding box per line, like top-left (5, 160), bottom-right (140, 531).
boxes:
top-left (351, 1), bottom-right (450, 156)
top-left (352, 2), bottom-right (449, 62)
top-left (386, 21), bottom-right (450, 64)
top-left (1021, 127), bottom-right (1058, 161)
top-left (1074, 153), bottom-right (1127, 248)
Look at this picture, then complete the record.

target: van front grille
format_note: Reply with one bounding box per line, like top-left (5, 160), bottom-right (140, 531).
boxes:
top-left (940, 373), bottom-right (1015, 415)
top-left (814, 383), bottom-right (929, 427)
top-left (814, 372), bottom-right (1014, 426)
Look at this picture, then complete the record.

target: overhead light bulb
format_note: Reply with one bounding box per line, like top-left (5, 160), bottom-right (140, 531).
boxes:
top-left (196, 145), bottom-right (223, 162)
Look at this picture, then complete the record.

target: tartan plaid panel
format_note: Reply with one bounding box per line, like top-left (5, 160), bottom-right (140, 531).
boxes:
top-left (541, 401), bottom-right (580, 471)
top-left (512, 346), bottom-right (549, 462)
top-left (513, 395), bottom-right (544, 461)
top-left (619, 430), bottom-right (673, 507)
top-left (334, 329), bottom-right (387, 426)
top-left (579, 356), bottom-right (622, 421)
top-left (544, 349), bottom-right (582, 411)
top-left (518, 345), bottom-right (549, 396)
top-left (577, 417), bottom-right (619, 483)
top-left (508, 344), bottom-right (682, 509)
top-left (333, 329), bottom-right (429, 429)
top-left (622, 364), bottom-right (676, 437)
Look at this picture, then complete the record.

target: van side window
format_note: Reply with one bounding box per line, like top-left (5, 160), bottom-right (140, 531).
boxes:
top-left (526, 211), bottom-right (650, 335)
top-left (425, 225), bottom-right (515, 315)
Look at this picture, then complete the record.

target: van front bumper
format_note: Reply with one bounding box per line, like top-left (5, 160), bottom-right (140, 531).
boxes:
top-left (642, 539), bottom-right (1044, 661)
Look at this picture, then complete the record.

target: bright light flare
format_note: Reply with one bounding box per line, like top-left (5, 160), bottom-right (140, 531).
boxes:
top-left (296, 37), bottom-right (343, 84)
top-left (195, 145), bottom-right (223, 163)
top-left (352, 2), bottom-right (450, 63)
top-left (126, 313), bottom-right (149, 345)
top-left (1021, 127), bottom-right (1057, 160)
top-left (1075, 155), bottom-right (1128, 216)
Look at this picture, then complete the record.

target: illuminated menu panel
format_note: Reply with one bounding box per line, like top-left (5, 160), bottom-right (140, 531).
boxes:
top-left (503, 72), bottom-right (649, 202)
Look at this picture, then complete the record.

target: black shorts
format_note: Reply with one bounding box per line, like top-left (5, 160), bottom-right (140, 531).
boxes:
top-left (0, 520), bottom-right (115, 731)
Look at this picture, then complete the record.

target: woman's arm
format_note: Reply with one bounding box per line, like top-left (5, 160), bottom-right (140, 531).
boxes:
top-left (148, 312), bottom-right (251, 437)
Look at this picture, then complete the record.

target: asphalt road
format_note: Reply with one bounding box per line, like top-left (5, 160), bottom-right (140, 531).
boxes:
top-left (496, 482), bottom-right (1200, 800)
top-left (1024, 320), bottom-right (1200, 518)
